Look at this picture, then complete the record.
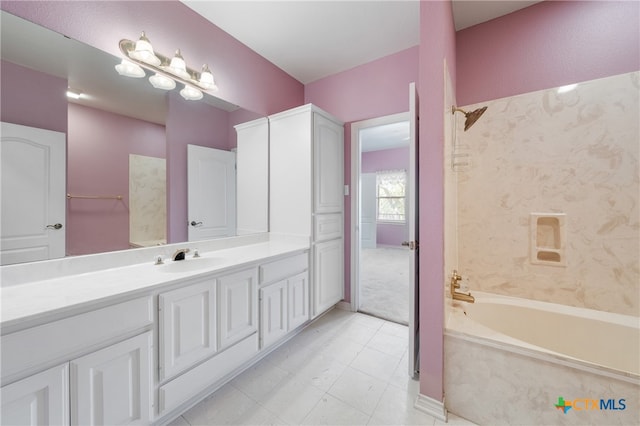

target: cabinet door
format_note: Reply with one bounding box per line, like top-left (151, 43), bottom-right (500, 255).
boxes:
top-left (218, 268), bottom-right (258, 349)
top-left (1, 363), bottom-right (69, 426)
top-left (313, 239), bottom-right (344, 317)
top-left (260, 280), bottom-right (288, 348)
top-left (313, 113), bottom-right (344, 214)
top-left (288, 271), bottom-right (309, 330)
top-left (71, 332), bottom-right (152, 426)
top-left (159, 280), bottom-right (216, 380)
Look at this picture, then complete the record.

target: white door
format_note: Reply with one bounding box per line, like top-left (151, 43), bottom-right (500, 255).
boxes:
top-left (407, 82), bottom-right (420, 377)
top-left (218, 268), bottom-right (258, 349)
top-left (360, 173), bottom-right (377, 249)
top-left (1, 122), bottom-right (66, 265)
top-left (260, 280), bottom-right (288, 348)
top-left (159, 280), bottom-right (217, 380)
top-left (187, 145), bottom-right (236, 241)
top-left (1, 363), bottom-right (69, 426)
top-left (71, 332), bottom-right (152, 425)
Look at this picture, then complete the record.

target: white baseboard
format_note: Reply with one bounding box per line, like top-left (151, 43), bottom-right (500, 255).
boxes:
top-left (336, 301), bottom-right (352, 311)
top-left (414, 393), bottom-right (447, 422)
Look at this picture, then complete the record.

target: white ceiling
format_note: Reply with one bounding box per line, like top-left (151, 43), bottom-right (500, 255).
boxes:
top-left (182, 0), bottom-right (542, 84)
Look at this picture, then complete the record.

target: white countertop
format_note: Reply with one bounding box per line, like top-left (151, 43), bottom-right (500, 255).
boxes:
top-left (1, 236), bottom-right (309, 333)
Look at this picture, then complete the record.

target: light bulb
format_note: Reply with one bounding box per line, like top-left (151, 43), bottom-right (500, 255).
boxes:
top-left (179, 85), bottom-right (203, 101)
top-left (128, 31), bottom-right (161, 66)
top-left (149, 73), bottom-right (176, 90)
top-left (198, 64), bottom-right (216, 90)
top-left (168, 49), bottom-right (190, 79)
top-left (115, 59), bottom-right (145, 78)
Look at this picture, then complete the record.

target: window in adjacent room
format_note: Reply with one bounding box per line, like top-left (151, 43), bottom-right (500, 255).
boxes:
top-left (376, 170), bottom-right (406, 223)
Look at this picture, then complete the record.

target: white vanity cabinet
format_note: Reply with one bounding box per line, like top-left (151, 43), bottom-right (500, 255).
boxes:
top-left (259, 252), bottom-right (310, 348)
top-left (269, 104), bottom-right (344, 319)
top-left (1, 363), bottom-right (69, 426)
top-left (0, 297), bottom-right (154, 426)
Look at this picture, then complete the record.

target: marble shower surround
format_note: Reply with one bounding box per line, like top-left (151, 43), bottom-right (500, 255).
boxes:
top-left (129, 154), bottom-right (166, 245)
top-left (456, 72), bottom-right (639, 316)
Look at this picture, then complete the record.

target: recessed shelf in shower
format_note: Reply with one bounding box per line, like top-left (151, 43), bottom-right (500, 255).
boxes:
top-left (530, 213), bottom-right (566, 266)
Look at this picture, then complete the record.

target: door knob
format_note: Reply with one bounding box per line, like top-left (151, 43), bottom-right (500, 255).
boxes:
top-left (46, 223), bottom-right (63, 230)
top-left (402, 240), bottom-right (418, 250)
top-left (190, 221), bottom-right (203, 227)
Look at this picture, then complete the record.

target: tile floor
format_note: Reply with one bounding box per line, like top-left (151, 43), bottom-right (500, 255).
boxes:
top-left (167, 308), bottom-right (476, 425)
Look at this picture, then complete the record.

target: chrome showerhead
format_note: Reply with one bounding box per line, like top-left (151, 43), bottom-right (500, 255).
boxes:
top-left (451, 106), bottom-right (488, 131)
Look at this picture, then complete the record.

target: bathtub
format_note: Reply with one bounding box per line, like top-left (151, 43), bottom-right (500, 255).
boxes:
top-left (445, 292), bottom-right (639, 425)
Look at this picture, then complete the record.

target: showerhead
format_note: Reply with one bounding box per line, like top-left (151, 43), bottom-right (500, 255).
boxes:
top-left (451, 106), bottom-right (488, 131)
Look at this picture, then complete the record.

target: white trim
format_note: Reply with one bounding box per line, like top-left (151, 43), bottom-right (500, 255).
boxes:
top-left (414, 393), bottom-right (447, 422)
top-left (350, 112), bottom-right (410, 314)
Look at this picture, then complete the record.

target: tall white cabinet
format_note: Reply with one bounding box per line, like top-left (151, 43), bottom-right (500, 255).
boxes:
top-left (269, 104), bottom-right (344, 318)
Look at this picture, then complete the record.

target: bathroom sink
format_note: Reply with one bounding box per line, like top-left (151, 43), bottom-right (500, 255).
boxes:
top-left (158, 257), bottom-right (226, 273)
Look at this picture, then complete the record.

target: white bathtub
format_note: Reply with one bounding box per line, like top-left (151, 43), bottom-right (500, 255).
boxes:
top-left (445, 292), bottom-right (640, 425)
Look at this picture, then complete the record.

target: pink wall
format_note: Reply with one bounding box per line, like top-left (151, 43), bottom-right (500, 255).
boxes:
top-left (361, 147), bottom-right (410, 246)
top-left (166, 92), bottom-right (231, 244)
top-left (67, 103), bottom-right (165, 255)
top-left (0, 60), bottom-right (67, 133)
top-left (0, 0), bottom-right (303, 116)
top-left (457, 0), bottom-right (640, 105)
top-left (418, 0), bottom-right (456, 402)
top-left (305, 46), bottom-right (419, 302)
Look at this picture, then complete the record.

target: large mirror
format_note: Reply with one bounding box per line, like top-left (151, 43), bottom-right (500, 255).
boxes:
top-left (0, 11), bottom-right (267, 264)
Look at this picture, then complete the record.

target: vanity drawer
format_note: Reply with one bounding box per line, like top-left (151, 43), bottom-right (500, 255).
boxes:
top-left (1, 297), bottom-right (153, 384)
top-left (314, 213), bottom-right (342, 241)
top-left (259, 252), bottom-right (308, 285)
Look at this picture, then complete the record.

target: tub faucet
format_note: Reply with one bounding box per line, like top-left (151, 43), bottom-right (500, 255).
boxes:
top-left (451, 270), bottom-right (475, 303)
top-left (172, 248), bottom-right (190, 261)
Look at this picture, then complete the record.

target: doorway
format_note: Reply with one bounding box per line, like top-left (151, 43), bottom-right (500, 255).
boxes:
top-left (350, 112), bottom-right (411, 325)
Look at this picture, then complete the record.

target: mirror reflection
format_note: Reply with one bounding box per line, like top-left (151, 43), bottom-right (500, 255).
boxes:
top-left (0, 11), bottom-right (267, 265)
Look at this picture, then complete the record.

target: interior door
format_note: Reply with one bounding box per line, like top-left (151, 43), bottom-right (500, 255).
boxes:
top-left (0, 122), bottom-right (66, 265)
top-left (360, 173), bottom-right (377, 249)
top-left (407, 82), bottom-right (420, 377)
top-left (187, 145), bottom-right (236, 241)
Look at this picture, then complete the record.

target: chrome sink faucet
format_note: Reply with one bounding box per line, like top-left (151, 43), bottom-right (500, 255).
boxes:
top-left (451, 270), bottom-right (475, 303)
top-left (172, 248), bottom-right (190, 261)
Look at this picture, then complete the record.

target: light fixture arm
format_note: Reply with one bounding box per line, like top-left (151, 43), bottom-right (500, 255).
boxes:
top-left (118, 39), bottom-right (217, 92)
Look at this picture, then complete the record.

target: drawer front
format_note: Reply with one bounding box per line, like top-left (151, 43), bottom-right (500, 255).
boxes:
top-left (259, 252), bottom-right (308, 285)
top-left (1, 297), bottom-right (153, 384)
top-left (159, 334), bottom-right (258, 415)
top-left (314, 214), bottom-right (342, 241)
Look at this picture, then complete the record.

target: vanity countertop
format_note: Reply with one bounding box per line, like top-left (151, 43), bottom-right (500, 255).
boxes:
top-left (1, 237), bottom-right (309, 333)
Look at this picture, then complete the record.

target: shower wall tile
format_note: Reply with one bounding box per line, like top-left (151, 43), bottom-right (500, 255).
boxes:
top-left (129, 154), bottom-right (167, 245)
top-left (456, 72), bottom-right (639, 316)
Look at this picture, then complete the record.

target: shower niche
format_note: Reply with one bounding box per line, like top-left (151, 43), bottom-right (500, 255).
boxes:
top-left (530, 213), bottom-right (566, 266)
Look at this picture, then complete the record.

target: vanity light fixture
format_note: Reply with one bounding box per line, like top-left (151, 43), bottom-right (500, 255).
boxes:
top-left (116, 32), bottom-right (217, 101)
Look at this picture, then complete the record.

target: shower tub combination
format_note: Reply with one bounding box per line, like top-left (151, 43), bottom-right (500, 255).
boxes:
top-left (445, 292), bottom-right (639, 425)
